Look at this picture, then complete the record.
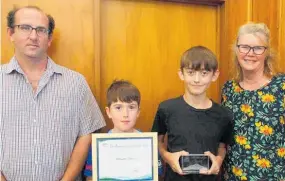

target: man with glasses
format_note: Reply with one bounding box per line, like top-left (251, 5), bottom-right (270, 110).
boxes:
top-left (0, 6), bottom-right (106, 181)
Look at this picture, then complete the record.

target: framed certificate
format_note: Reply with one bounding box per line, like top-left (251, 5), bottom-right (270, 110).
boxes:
top-left (92, 132), bottom-right (158, 181)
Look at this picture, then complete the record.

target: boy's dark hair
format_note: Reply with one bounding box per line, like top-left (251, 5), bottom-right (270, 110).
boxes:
top-left (107, 80), bottom-right (141, 107)
top-left (7, 5), bottom-right (55, 36)
top-left (180, 46), bottom-right (218, 72)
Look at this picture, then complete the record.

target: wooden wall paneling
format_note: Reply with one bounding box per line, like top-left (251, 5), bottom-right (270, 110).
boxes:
top-left (252, 0), bottom-right (281, 69)
top-left (1, 1), bottom-right (98, 94)
top-left (0, 2), bottom-right (2, 63)
top-left (100, 0), bottom-right (219, 131)
top-left (94, 0), bottom-right (101, 99)
top-left (219, 0), bottom-right (252, 89)
top-left (216, 4), bottom-right (223, 101)
top-left (218, 2), bottom-right (227, 98)
top-left (155, 0), bottom-right (225, 6)
top-left (279, 0), bottom-right (285, 70)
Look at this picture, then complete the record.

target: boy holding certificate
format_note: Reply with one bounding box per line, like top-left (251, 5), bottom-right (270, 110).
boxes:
top-left (152, 46), bottom-right (233, 181)
top-left (84, 80), bottom-right (163, 180)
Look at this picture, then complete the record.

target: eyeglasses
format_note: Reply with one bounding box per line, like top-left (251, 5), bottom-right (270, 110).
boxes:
top-left (237, 44), bottom-right (267, 55)
top-left (13, 24), bottom-right (49, 37)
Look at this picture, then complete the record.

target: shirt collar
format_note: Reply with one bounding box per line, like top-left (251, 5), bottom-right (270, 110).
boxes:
top-left (4, 56), bottom-right (22, 74)
top-left (4, 56), bottom-right (64, 75)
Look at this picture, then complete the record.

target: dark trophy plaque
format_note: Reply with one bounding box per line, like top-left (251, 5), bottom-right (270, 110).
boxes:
top-left (179, 154), bottom-right (210, 174)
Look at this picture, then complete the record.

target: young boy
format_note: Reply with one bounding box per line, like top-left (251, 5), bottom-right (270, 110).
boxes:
top-left (152, 46), bottom-right (233, 181)
top-left (84, 80), bottom-right (163, 180)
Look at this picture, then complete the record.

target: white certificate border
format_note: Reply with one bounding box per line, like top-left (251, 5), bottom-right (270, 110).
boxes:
top-left (92, 132), bottom-right (158, 181)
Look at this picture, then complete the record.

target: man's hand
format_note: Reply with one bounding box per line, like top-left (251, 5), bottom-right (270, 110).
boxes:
top-left (199, 151), bottom-right (222, 175)
top-left (164, 150), bottom-right (189, 175)
top-left (61, 134), bottom-right (91, 181)
top-left (1, 172), bottom-right (7, 181)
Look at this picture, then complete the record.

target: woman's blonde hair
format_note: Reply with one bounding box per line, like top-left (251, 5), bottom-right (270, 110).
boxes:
top-left (232, 22), bottom-right (279, 81)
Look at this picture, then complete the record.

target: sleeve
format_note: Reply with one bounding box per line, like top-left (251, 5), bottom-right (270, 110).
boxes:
top-left (78, 78), bottom-right (106, 136)
top-left (83, 147), bottom-right (93, 177)
top-left (151, 104), bottom-right (168, 135)
top-left (220, 108), bottom-right (234, 146)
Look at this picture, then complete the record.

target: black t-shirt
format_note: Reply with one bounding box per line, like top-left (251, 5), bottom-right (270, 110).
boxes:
top-left (152, 96), bottom-right (233, 181)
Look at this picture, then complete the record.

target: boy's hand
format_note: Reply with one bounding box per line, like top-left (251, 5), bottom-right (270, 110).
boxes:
top-left (164, 150), bottom-right (189, 175)
top-left (199, 151), bottom-right (222, 175)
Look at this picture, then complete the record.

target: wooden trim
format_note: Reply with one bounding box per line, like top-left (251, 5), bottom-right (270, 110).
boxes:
top-left (94, 0), bottom-right (101, 102)
top-left (155, 0), bottom-right (225, 6)
top-left (247, 0), bottom-right (253, 21)
top-left (216, 5), bottom-right (221, 100)
top-left (277, 0), bottom-right (283, 65)
top-left (217, 1), bottom-right (228, 97)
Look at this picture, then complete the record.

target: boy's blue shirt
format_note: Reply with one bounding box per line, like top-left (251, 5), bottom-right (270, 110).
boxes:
top-left (84, 130), bottom-right (164, 177)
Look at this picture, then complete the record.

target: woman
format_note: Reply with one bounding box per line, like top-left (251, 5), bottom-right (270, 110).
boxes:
top-left (222, 22), bottom-right (285, 181)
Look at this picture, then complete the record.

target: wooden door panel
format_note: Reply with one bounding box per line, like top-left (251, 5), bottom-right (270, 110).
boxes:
top-left (100, 0), bottom-right (219, 131)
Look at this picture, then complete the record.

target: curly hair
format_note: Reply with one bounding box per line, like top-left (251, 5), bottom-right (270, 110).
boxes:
top-left (7, 6), bottom-right (55, 36)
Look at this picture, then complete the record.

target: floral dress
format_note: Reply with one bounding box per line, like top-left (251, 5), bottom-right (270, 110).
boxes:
top-left (221, 74), bottom-right (285, 181)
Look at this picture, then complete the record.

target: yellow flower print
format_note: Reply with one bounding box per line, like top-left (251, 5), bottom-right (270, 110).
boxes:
top-left (256, 158), bottom-right (271, 168)
top-left (232, 166), bottom-right (243, 177)
top-left (241, 176), bottom-right (247, 180)
top-left (280, 117), bottom-right (285, 125)
top-left (255, 122), bottom-right (262, 127)
top-left (259, 125), bottom-right (273, 136)
top-left (252, 154), bottom-right (260, 160)
top-left (234, 86), bottom-right (242, 93)
top-left (257, 91), bottom-right (263, 96)
top-left (277, 147), bottom-right (285, 157)
top-left (244, 144), bottom-right (251, 149)
top-left (241, 104), bottom-right (251, 113)
top-left (241, 104), bottom-right (254, 117)
top-left (235, 135), bottom-right (247, 145)
top-left (261, 94), bottom-right (276, 103)
top-left (282, 82), bottom-right (285, 90)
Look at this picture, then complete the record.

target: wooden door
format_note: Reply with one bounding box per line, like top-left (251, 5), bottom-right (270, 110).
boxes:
top-left (98, 0), bottom-right (221, 131)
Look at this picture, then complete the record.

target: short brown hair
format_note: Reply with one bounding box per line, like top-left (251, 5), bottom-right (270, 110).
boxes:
top-left (180, 46), bottom-right (218, 72)
top-left (107, 80), bottom-right (140, 107)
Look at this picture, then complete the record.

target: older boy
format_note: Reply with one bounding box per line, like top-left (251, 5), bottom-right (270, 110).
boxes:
top-left (152, 46), bottom-right (233, 181)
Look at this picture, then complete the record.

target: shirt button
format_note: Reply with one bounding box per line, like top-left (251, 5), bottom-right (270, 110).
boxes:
top-left (33, 119), bottom-right (37, 123)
